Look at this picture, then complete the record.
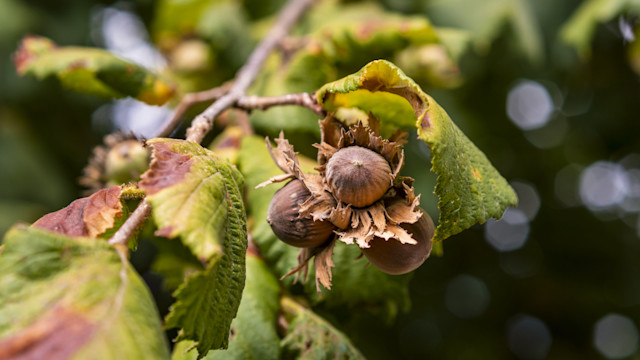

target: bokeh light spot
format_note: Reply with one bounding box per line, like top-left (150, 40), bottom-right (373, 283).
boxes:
top-left (485, 208), bottom-right (530, 252)
top-left (594, 314), bottom-right (639, 359)
top-left (92, 6), bottom-right (166, 70)
top-left (508, 315), bottom-right (552, 360)
top-left (507, 81), bottom-right (554, 131)
top-left (111, 98), bottom-right (171, 137)
top-left (511, 181), bottom-right (540, 220)
top-left (579, 161), bottom-right (629, 211)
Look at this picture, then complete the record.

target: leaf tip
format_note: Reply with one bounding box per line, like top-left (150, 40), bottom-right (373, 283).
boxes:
top-left (13, 35), bottom-right (56, 75)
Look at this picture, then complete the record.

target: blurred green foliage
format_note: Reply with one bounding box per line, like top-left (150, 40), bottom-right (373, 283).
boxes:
top-left (3, 0), bottom-right (640, 359)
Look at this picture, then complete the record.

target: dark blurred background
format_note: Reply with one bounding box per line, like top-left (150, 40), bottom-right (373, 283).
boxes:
top-left (2, 0), bottom-right (640, 359)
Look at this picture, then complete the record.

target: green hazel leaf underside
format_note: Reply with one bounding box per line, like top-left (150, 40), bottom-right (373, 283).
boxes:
top-left (280, 296), bottom-right (365, 360)
top-left (0, 226), bottom-right (170, 359)
top-left (316, 60), bottom-right (517, 242)
top-left (238, 136), bottom-right (410, 313)
top-left (13, 36), bottom-right (175, 105)
top-left (139, 138), bottom-right (247, 357)
top-left (172, 253), bottom-right (281, 360)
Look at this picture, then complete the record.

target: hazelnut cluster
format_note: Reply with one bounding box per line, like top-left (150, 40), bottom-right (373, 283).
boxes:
top-left (258, 115), bottom-right (434, 290)
top-left (80, 133), bottom-right (149, 195)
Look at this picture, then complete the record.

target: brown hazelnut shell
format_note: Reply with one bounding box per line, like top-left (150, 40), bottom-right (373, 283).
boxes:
top-left (362, 208), bottom-right (434, 275)
top-left (325, 146), bottom-right (393, 208)
top-left (267, 179), bottom-right (337, 248)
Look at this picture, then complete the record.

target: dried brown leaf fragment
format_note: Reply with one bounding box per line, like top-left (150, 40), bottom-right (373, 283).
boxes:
top-left (32, 186), bottom-right (123, 238)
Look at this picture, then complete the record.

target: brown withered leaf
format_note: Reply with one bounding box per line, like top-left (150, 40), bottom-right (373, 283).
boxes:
top-left (0, 306), bottom-right (94, 360)
top-left (32, 186), bottom-right (123, 238)
top-left (138, 142), bottom-right (193, 195)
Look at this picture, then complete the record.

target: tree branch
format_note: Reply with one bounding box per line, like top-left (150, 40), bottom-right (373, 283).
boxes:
top-left (108, 200), bottom-right (151, 246)
top-left (109, 0), bottom-right (316, 246)
top-left (236, 93), bottom-right (324, 115)
top-left (186, 0), bottom-right (316, 143)
top-left (155, 81), bottom-right (233, 138)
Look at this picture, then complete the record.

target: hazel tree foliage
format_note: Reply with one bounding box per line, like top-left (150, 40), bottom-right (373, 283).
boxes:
top-left (1, 0), bottom-right (530, 359)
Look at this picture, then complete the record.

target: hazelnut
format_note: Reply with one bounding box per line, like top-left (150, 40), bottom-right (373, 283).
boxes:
top-left (267, 179), bottom-right (337, 248)
top-left (362, 208), bottom-right (434, 275)
top-left (325, 146), bottom-right (393, 208)
top-left (104, 140), bottom-right (150, 183)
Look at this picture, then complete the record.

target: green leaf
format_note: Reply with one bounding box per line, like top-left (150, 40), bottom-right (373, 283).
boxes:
top-left (172, 252), bottom-right (281, 360)
top-left (560, 0), bottom-right (640, 57)
top-left (280, 296), bottom-right (365, 360)
top-left (305, 1), bottom-right (439, 69)
top-left (0, 226), bottom-right (170, 359)
top-left (238, 136), bottom-right (410, 315)
top-left (248, 1), bottom-right (453, 135)
top-left (316, 60), bottom-right (517, 242)
top-left (13, 36), bottom-right (175, 105)
top-left (139, 138), bottom-right (248, 357)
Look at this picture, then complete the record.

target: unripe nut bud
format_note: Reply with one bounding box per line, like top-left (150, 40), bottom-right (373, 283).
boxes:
top-left (267, 179), bottom-right (337, 248)
top-left (362, 208), bottom-right (434, 275)
top-left (325, 146), bottom-right (392, 208)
